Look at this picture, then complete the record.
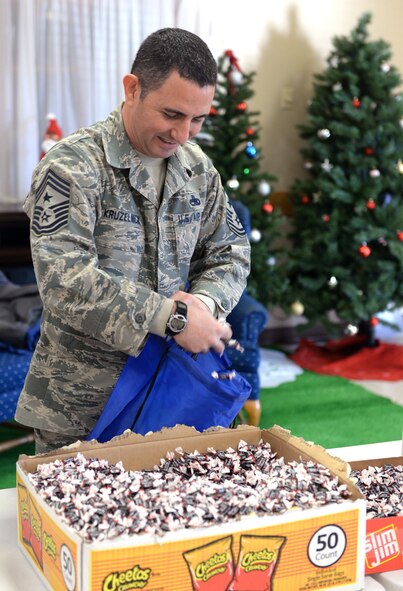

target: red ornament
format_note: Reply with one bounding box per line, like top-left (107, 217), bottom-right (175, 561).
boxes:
top-left (358, 244), bottom-right (371, 257)
top-left (397, 230), bottom-right (403, 241)
top-left (245, 127), bottom-right (255, 137)
top-left (236, 102), bottom-right (247, 112)
top-left (369, 317), bottom-right (379, 326)
top-left (322, 214), bottom-right (330, 222)
top-left (209, 106), bottom-right (218, 117)
top-left (262, 202), bottom-right (274, 214)
top-left (364, 147), bottom-right (374, 155)
top-left (352, 97), bottom-right (361, 108)
top-left (301, 195), bottom-right (310, 204)
top-left (366, 199), bottom-right (376, 210)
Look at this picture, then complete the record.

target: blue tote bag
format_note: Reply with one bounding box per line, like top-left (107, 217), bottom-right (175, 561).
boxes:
top-left (87, 335), bottom-right (251, 442)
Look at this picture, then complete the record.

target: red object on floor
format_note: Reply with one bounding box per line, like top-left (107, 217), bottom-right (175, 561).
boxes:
top-left (290, 338), bottom-right (403, 380)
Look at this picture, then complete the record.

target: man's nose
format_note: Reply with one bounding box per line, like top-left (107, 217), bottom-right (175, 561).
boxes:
top-left (171, 120), bottom-right (191, 144)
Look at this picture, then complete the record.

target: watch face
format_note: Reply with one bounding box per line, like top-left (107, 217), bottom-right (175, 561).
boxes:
top-left (170, 314), bottom-right (187, 332)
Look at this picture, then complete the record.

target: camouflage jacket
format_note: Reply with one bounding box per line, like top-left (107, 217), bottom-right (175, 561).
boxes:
top-left (16, 107), bottom-right (250, 436)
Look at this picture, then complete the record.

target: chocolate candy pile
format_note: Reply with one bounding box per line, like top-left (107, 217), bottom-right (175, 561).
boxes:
top-left (28, 440), bottom-right (350, 542)
top-left (350, 463), bottom-right (403, 518)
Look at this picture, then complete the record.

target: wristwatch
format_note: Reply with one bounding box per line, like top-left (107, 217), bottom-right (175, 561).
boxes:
top-left (165, 300), bottom-right (188, 336)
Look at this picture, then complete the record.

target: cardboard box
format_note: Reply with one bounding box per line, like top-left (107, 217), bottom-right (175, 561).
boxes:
top-left (349, 456), bottom-right (403, 575)
top-left (17, 425), bottom-right (367, 591)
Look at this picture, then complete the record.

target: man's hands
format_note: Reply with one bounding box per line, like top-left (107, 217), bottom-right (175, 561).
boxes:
top-left (170, 291), bottom-right (232, 355)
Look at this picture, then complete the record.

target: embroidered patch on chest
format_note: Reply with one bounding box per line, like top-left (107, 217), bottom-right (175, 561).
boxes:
top-left (226, 203), bottom-right (246, 236)
top-left (32, 169), bottom-right (70, 236)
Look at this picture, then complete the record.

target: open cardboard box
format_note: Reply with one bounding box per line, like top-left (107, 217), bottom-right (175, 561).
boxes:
top-left (349, 455), bottom-right (403, 575)
top-left (17, 425), bottom-right (367, 591)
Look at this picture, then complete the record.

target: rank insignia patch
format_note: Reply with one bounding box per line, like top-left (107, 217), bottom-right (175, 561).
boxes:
top-left (226, 202), bottom-right (246, 237)
top-left (32, 169), bottom-right (70, 236)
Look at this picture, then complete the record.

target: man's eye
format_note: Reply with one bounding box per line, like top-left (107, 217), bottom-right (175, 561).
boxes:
top-left (164, 112), bottom-right (179, 119)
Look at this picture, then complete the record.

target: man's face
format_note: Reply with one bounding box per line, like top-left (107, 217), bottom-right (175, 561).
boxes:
top-left (122, 70), bottom-right (215, 158)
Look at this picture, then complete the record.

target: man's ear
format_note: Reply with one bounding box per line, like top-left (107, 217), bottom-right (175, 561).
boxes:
top-left (123, 74), bottom-right (141, 102)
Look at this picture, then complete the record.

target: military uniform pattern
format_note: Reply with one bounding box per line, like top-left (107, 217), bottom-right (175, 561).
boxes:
top-left (15, 107), bottom-right (250, 437)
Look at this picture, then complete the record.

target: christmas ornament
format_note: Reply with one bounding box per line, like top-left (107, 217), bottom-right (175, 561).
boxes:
top-left (209, 106), bottom-right (218, 116)
top-left (358, 243), bottom-right (371, 257)
top-left (225, 49), bottom-right (242, 72)
top-left (317, 128), bottom-right (331, 139)
top-left (236, 102), bottom-right (247, 112)
top-left (266, 256), bottom-right (276, 266)
top-left (382, 193), bottom-right (392, 207)
top-left (330, 56), bottom-right (339, 68)
top-left (258, 180), bottom-right (271, 196)
top-left (243, 167), bottom-right (250, 176)
top-left (322, 214), bottom-right (330, 222)
top-left (346, 324), bottom-right (358, 335)
top-left (40, 113), bottom-right (62, 159)
top-left (245, 142), bottom-right (257, 158)
top-left (366, 199), bottom-right (376, 210)
top-left (301, 195), bottom-right (310, 204)
top-left (304, 161), bottom-right (313, 169)
top-left (378, 237), bottom-right (387, 246)
top-left (352, 97), bottom-right (361, 108)
top-left (364, 147), bottom-right (374, 155)
top-left (291, 301), bottom-right (304, 316)
top-left (332, 82), bottom-right (342, 92)
top-left (328, 276), bottom-right (338, 288)
top-left (249, 229), bottom-right (262, 243)
top-left (321, 158), bottom-right (333, 172)
top-left (397, 230), bottom-right (403, 241)
top-left (380, 62), bottom-right (390, 72)
top-left (396, 160), bottom-right (403, 174)
top-left (226, 176), bottom-right (239, 190)
top-left (369, 317), bottom-right (379, 326)
top-left (229, 70), bottom-right (243, 85)
top-left (262, 202), bottom-right (273, 214)
top-left (369, 169), bottom-right (380, 178)
top-left (400, 117), bottom-right (403, 128)
top-left (245, 127), bottom-right (255, 137)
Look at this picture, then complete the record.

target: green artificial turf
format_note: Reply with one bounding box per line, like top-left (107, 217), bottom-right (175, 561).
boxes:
top-left (259, 370), bottom-right (402, 448)
top-left (0, 424), bottom-right (35, 490)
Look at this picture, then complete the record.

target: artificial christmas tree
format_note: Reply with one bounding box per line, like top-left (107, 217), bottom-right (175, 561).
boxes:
top-left (196, 50), bottom-right (288, 309)
top-left (285, 13), bottom-right (403, 348)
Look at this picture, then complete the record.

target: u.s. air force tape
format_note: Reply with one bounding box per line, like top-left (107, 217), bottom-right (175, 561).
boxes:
top-left (226, 203), bottom-right (246, 237)
top-left (32, 169), bottom-right (70, 236)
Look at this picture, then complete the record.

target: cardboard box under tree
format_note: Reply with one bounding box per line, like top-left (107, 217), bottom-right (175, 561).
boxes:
top-left (17, 425), bottom-right (367, 591)
top-left (349, 456), bottom-right (403, 576)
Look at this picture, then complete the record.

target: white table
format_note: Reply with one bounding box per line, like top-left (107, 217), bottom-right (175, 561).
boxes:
top-left (1, 441), bottom-right (402, 590)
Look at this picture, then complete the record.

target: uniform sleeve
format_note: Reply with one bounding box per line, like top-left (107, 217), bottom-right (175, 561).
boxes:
top-left (187, 169), bottom-right (251, 316)
top-left (25, 145), bottom-right (170, 356)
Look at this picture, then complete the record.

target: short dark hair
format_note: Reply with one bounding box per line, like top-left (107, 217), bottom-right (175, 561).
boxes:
top-left (130, 28), bottom-right (217, 97)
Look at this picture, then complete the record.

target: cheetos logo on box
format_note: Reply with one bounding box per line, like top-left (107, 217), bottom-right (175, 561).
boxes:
top-left (365, 524), bottom-right (400, 570)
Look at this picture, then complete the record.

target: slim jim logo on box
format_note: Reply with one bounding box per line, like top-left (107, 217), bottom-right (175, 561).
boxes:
top-left (365, 520), bottom-right (402, 573)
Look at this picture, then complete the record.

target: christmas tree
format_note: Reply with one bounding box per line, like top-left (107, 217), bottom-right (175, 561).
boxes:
top-left (196, 50), bottom-right (288, 307)
top-left (285, 13), bottom-right (403, 344)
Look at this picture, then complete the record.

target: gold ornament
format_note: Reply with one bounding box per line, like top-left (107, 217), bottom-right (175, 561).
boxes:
top-left (291, 301), bottom-right (304, 316)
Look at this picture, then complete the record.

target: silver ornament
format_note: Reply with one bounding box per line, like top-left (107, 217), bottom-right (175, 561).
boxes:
top-left (250, 229), bottom-right (262, 243)
top-left (328, 276), bottom-right (338, 288)
top-left (321, 158), bottom-right (333, 172)
top-left (369, 169), bottom-right (381, 178)
top-left (317, 128), bottom-right (331, 139)
top-left (266, 256), bottom-right (276, 266)
top-left (332, 82), bottom-right (342, 92)
top-left (229, 70), bottom-right (243, 85)
top-left (346, 324), bottom-right (358, 335)
top-left (258, 180), bottom-right (271, 196)
top-left (227, 176), bottom-right (240, 190)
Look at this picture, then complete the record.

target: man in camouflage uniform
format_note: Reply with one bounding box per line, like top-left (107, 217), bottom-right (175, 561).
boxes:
top-left (16, 28), bottom-right (250, 453)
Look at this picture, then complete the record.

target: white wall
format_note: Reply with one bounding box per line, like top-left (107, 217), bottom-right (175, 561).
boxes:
top-left (206, 0), bottom-right (403, 190)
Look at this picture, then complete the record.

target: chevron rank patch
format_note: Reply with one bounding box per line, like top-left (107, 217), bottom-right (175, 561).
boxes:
top-left (32, 169), bottom-right (70, 236)
top-left (226, 202), bottom-right (246, 237)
